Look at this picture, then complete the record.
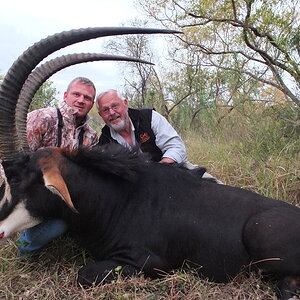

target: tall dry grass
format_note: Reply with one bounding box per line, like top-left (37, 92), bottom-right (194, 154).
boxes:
top-left (184, 132), bottom-right (299, 204)
top-left (184, 104), bottom-right (299, 204)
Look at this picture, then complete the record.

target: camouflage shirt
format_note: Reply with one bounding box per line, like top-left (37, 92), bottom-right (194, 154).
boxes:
top-left (27, 101), bottom-right (98, 151)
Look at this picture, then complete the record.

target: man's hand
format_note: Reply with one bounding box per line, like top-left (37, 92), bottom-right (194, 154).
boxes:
top-left (159, 157), bottom-right (176, 164)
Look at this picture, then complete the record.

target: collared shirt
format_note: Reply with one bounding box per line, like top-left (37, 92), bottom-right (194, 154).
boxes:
top-left (109, 110), bottom-right (187, 163)
top-left (27, 101), bottom-right (98, 151)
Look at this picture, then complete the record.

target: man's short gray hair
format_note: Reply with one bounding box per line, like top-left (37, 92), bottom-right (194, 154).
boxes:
top-left (96, 89), bottom-right (125, 110)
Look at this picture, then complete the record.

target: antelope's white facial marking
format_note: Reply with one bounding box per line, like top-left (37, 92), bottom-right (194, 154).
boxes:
top-left (0, 202), bottom-right (41, 242)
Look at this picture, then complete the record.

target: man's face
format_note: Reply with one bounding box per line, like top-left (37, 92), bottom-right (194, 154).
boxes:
top-left (98, 92), bottom-right (129, 132)
top-left (64, 81), bottom-right (95, 120)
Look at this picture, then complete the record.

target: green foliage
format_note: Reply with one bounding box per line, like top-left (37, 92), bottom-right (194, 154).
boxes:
top-left (184, 102), bottom-right (299, 202)
top-left (88, 105), bottom-right (104, 136)
top-left (240, 105), bottom-right (299, 158)
top-left (29, 80), bottom-right (58, 111)
top-left (139, 0), bottom-right (300, 108)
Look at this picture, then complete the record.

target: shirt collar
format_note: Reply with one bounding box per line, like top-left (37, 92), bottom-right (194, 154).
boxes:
top-left (58, 101), bottom-right (90, 127)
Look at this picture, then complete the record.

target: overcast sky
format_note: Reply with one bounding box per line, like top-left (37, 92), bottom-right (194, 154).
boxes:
top-left (0, 0), bottom-right (149, 97)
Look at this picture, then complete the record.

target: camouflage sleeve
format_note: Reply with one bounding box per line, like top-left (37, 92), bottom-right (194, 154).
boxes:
top-left (27, 109), bottom-right (55, 151)
top-left (82, 125), bottom-right (98, 147)
top-left (90, 132), bottom-right (99, 147)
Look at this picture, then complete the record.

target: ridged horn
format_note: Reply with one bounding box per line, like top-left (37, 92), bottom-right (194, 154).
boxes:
top-left (0, 27), bottom-right (181, 160)
top-left (16, 53), bottom-right (154, 151)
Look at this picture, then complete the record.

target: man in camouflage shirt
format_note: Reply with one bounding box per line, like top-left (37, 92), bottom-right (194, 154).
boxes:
top-left (27, 78), bottom-right (98, 150)
top-left (17, 76), bottom-right (98, 257)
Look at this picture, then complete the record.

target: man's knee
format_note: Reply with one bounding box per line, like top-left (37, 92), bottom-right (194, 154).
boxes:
top-left (17, 219), bottom-right (68, 255)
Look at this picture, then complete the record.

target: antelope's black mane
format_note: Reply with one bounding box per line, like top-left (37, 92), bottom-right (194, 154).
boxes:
top-left (64, 144), bottom-right (210, 183)
top-left (65, 144), bottom-right (151, 181)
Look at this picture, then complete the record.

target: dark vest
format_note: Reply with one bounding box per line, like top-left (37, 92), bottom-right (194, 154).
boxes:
top-left (98, 108), bottom-right (163, 162)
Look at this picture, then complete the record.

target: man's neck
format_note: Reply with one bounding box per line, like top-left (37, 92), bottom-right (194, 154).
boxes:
top-left (75, 115), bottom-right (86, 127)
top-left (116, 122), bottom-right (133, 146)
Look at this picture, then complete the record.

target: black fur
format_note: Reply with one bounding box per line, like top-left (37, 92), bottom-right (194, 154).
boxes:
top-left (1, 144), bottom-right (300, 300)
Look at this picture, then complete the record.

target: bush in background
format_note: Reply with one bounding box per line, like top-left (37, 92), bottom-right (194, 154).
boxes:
top-left (184, 103), bottom-right (299, 203)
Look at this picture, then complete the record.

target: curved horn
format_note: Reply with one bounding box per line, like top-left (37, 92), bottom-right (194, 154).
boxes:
top-left (0, 27), bottom-right (181, 160)
top-left (16, 53), bottom-right (154, 150)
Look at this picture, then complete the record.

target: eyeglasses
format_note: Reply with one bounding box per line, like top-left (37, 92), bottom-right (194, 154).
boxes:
top-left (100, 103), bottom-right (121, 115)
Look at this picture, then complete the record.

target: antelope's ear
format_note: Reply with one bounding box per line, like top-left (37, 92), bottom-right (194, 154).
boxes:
top-left (42, 165), bottom-right (78, 214)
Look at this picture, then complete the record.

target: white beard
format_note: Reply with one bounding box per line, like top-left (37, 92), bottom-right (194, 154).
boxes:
top-left (110, 118), bottom-right (127, 132)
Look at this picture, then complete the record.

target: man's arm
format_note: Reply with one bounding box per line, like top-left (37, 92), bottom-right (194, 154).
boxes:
top-left (26, 108), bottom-right (53, 151)
top-left (151, 110), bottom-right (187, 163)
top-left (90, 133), bottom-right (99, 147)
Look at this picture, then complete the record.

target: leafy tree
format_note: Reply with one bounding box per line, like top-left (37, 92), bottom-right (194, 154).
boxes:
top-left (29, 80), bottom-right (58, 111)
top-left (139, 0), bottom-right (300, 107)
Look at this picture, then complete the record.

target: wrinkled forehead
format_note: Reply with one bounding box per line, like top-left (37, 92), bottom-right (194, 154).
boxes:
top-left (99, 92), bottom-right (124, 107)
